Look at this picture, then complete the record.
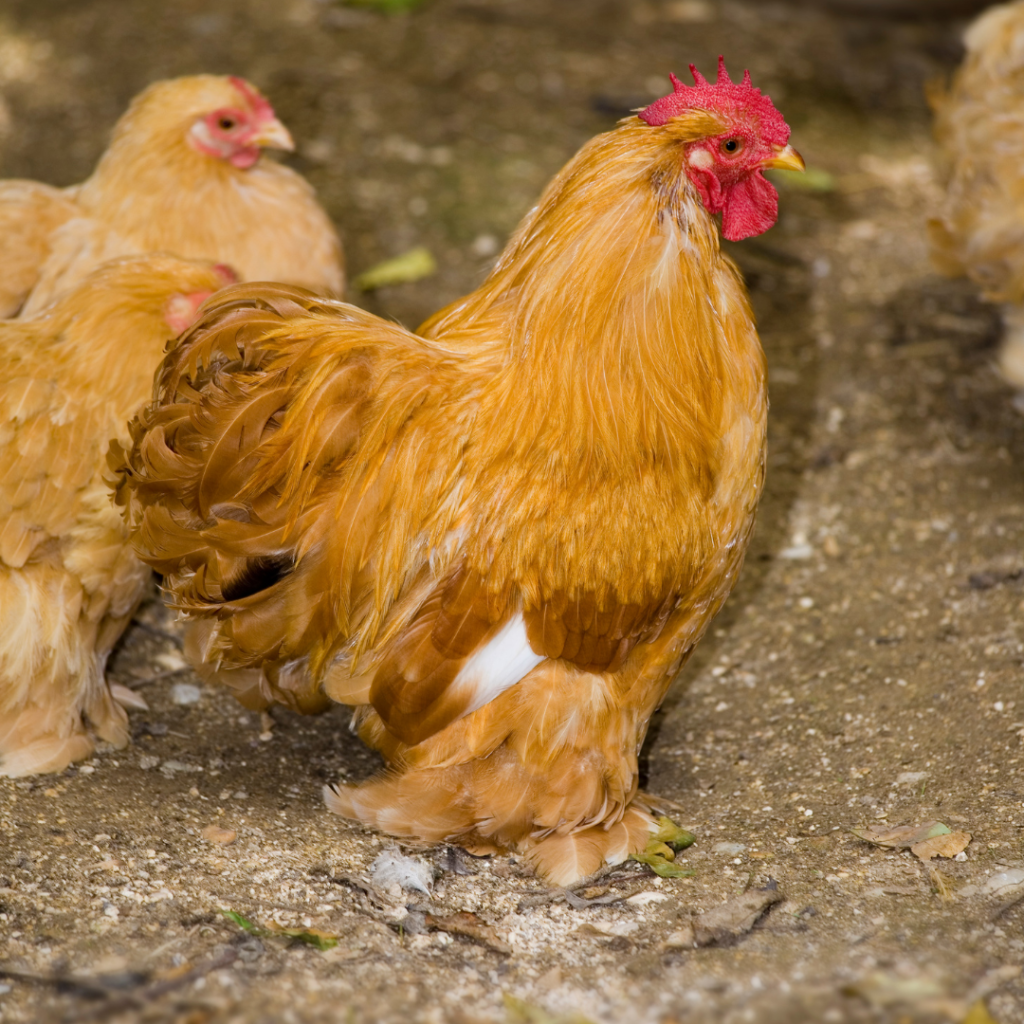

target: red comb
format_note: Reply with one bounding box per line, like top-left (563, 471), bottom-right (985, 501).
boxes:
top-left (227, 76), bottom-right (275, 122)
top-left (638, 57), bottom-right (789, 147)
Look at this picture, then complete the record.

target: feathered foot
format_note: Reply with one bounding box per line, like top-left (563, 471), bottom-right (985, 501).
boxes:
top-left (323, 773), bottom-right (477, 844)
top-left (0, 680), bottom-right (139, 778)
top-left (0, 708), bottom-right (97, 777)
top-left (521, 804), bottom-right (659, 886)
top-left (324, 777), bottom-right (660, 885)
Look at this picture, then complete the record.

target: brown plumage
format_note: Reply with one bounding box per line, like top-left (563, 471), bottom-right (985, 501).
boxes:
top-left (116, 65), bottom-right (800, 883)
top-left (0, 255), bottom-right (233, 777)
top-left (929, 1), bottom-right (1024, 388)
top-left (0, 75), bottom-right (343, 319)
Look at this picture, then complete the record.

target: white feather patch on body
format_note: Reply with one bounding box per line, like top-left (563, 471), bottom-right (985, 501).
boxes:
top-left (451, 613), bottom-right (544, 717)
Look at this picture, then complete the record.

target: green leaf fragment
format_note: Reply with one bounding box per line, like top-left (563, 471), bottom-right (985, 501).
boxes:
top-left (217, 909), bottom-right (339, 950)
top-left (343, 0), bottom-right (427, 13)
top-left (630, 851), bottom-right (696, 878)
top-left (653, 816), bottom-right (697, 850)
top-left (219, 909), bottom-right (262, 935)
top-left (766, 167), bottom-right (836, 192)
top-left (354, 246), bottom-right (438, 290)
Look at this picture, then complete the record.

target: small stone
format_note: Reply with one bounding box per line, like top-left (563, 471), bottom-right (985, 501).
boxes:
top-left (170, 682), bottom-right (201, 705)
top-left (79, 765), bottom-right (95, 775)
top-left (201, 825), bottom-right (237, 845)
top-left (155, 649), bottom-right (187, 672)
top-left (779, 543), bottom-right (813, 560)
top-left (627, 891), bottom-right (670, 906)
top-left (713, 842), bottom-right (747, 857)
top-left (896, 771), bottom-right (928, 786)
top-left (471, 234), bottom-right (499, 257)
top-left (139, 755), bottom-right (160, 771)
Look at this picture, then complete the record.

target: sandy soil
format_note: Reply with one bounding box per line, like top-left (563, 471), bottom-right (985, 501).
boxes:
top-left (0, 1), bottom-right (1022, 1022)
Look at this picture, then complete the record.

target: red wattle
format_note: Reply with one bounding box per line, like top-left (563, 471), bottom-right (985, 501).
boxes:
top-left (229, 146), bottom-right (261, 169)
top-left (720, 170), bottom-right (778, 241)
top-left (688, 166), bottom-right (725, 215)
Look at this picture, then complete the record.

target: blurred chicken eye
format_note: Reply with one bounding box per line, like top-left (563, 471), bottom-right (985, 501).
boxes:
top-left (721, 138), bottom-right (743, 155)
top-left (218, 116), bottom-right (237, 131)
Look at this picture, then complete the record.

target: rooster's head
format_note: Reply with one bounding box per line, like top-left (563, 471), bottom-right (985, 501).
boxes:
top-left (639, 58), bottom-right (804, 241)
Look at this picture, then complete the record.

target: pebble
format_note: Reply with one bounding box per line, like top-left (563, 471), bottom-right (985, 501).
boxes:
top-left (138, 755), bottom-right (160, 770)
top-left (627, 891), bottom-right (670, 906)
top-left (712, 842), bottom-right (747, 857)
top-left (201, 825), bottom-right (237, 845)
top-left (155, 649), bottom-right (187, 672)
top-left (170, 682), bottom-right (202, 705)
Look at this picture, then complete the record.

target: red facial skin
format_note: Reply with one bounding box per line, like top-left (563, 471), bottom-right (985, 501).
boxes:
top-left (188, 80), bottom-right (289, 169)
top-left (639, 59), bottom-right (794, 242)
top-left (164, 291), bottom-right (215, 334)
top-left (163, 266), bottom-right (237, 334)
top-left (682, 130), bottom-right (781, 242)
top-left (192, 107), bottom-right (266, 169)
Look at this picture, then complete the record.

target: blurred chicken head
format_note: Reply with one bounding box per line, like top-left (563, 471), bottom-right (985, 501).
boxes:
top-left (163, 263), bottom-right (237, 333)
top-left (188, 76), bottom-right (294, 168)
top-left (640, 57), bottom-right (804, 241)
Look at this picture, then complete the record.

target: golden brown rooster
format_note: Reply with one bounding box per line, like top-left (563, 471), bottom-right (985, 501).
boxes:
top-left (929, 1), bottom-right (1024, 390)
top-left (0, 75), bottom-right (343, 319)
top-left (0, 255), bottom-right (234, 777)
top-left (116, 60), bottom-right (802, 883)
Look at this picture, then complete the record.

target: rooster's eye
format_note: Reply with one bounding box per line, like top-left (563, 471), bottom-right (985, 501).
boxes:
top-left (721, 138), bottom-right (743, 156)
top-left (218, 116), bottom-right (237, 131)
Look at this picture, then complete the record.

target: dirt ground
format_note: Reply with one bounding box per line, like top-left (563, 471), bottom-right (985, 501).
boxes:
top-left (1, 0), bottom-right (1023, 1021)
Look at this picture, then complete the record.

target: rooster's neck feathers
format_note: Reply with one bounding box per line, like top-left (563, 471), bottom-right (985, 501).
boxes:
top-left (422, 117), bottom-right (733, 475)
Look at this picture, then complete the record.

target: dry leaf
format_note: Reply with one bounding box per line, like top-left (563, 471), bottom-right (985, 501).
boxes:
top-left (912, 830), bottom-right (971, 862)
top-left (852, 820), bottom-right (970, 860)
top-left (201, 825), bottom-right (237, 845)
top-left (424, 911), bottom-right (511, 955)
top-left (692, 884), bottom-right (783, 947)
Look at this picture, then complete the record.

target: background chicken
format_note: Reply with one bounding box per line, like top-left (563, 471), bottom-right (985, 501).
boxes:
top-left (117, 61), bottom-right (802, 884)
top-left (929, 0), bottom-right (1024, 393)
top-left (0, 255), bottom-right (233, 777)
top-left (0, 74), bottom-right (343, 318)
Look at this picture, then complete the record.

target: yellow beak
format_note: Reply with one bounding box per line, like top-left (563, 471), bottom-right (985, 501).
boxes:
top-left (252, 118), bottom-right (295, 152)
top-left (763, 143), bottom-right (805, 173)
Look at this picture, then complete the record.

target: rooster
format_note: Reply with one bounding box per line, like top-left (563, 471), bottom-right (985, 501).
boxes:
top-left (0, 255), bottom-right (234, 777)
top-left (116, 60), bottom-right (802, 883)
top-left (0, 75), bottom-right (343, 319)
top-left (929, 0), bottom-right (1024, 390)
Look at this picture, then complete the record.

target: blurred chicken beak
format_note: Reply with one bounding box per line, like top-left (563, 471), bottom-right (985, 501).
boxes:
top-left (252, 118), bottom-right (295, 152)
top-left (763, 144), bottom-right (805, 173)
